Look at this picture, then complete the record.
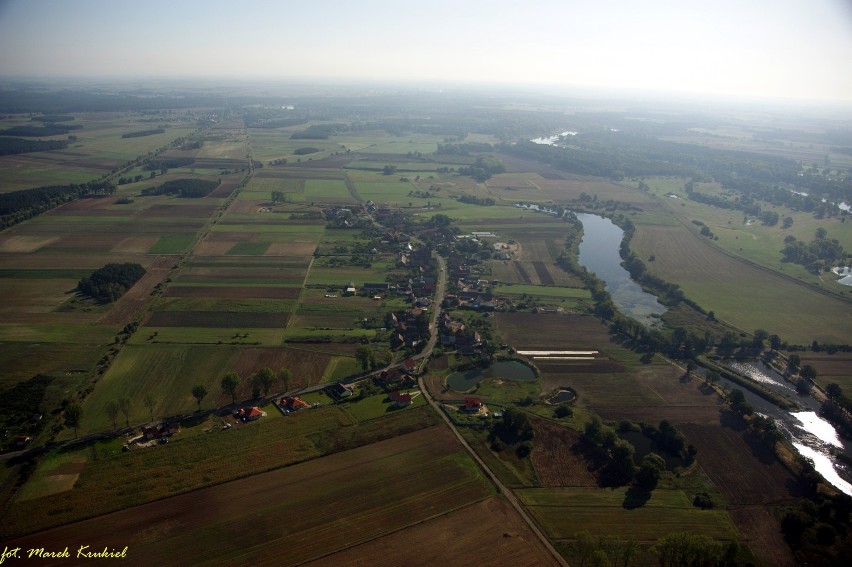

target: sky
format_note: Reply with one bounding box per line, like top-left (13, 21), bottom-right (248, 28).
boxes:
top-left (1, 0), bottom-right (851, 103)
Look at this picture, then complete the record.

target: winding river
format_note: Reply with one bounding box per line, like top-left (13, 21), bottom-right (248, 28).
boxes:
top-left (717, 361), bottom-right (852, 495)
top-left (575, 212), bottom-right (667, 326)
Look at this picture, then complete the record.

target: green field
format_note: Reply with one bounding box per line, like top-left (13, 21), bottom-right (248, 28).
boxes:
top-left (631, 221), bottom-right (852, 343)
top-left (519, 487), bottom-right (739, 541)
top-left (147, 235), bottom-right (196, 254)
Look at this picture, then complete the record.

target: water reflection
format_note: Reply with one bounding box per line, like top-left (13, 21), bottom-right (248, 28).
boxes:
top-left (720, 361), bottom-right (851, 495)
top-left (574, 213), bottom-right (667, 326)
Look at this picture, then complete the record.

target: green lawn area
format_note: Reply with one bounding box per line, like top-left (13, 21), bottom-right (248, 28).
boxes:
top-left (342, 390), bottom-right (426, 421)
top-left (148, 235), bottom-right (196, 254)
top-left (303, 179), bottom-right (352, 202)
top-left (493, 284), bottom-right (591, 299)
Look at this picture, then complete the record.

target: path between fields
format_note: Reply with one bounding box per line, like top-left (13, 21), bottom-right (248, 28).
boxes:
top-left (417, 375), bottom-right (568, 567)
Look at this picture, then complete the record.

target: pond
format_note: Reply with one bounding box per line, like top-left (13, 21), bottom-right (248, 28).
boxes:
top-left (575, 212), bottom-right (667, 326)
top-left (548, 389), bottom-right (576, 404)
top-left (446, 360), bottom-right (536, 392)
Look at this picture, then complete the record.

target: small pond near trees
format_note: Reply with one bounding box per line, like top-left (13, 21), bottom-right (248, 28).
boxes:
top-left (446, 360), bottom-right (536, 392)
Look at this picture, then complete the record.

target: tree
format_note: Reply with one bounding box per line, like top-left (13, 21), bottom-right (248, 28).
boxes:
top-left (652, 532), bottom-right (724, 567)
top-left (355, 345), bottom-right (375, 372)
top-left (636, 453), bottom-right (666, 490)
top-left (251, 375), bottom-right (262, 399)
top-left (787, 354), bottom-right (801, 373)
top-left (105, 400), bottom-right (120, 429)
top-left (191, 384), bottom-right (208, 411)
top-left (752, 329), bottom-right (769, 349)
top-left (64, 403), bottom-right (83, 437)
top-left (143, 393), bottom-right (156, 422)
top-left (769, 334), bottom-right (782, 351)
top-left (826, 383), bottom-right (843, 400)
top-left (279, 368), bottom-right (292, 393)
top-left (221, 372), bottom-right (240, 405)
top-left (800, 364), bottom-right (817, 381)
top-left (255, 367), bottom-right (277, 397)
top-left (118, 396), bottom-right (132, 427)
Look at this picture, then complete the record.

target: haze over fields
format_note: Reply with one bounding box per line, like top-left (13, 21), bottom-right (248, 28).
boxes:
top-left (1, 0), bottom-right (852, 103)
top-left (2, 2), bottom-right (852, 567)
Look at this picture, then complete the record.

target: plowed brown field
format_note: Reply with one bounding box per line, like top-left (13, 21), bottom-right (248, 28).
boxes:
top-left (5, 427), bottom-right (499, 567)
top-left (532, 420), bottom-right (598, 487)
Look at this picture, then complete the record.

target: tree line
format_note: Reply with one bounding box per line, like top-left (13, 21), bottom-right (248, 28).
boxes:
top-left (141, 178), bottom-right (219, 198)
top-left (0, 124), bottom-right (81, 137)
top-left (0, 180), bottom-right (115, 229)
top-left (121, 128), bottom-right (165, 138)
top-left (0, 137), bottom-right (68, 156)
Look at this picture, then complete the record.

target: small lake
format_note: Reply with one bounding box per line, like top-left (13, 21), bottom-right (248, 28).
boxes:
top-left (447, 360), bottom-right (536, 392)
top-left (530, 130), bottom-right (578, 145)
top-left (548, 389), bottom-right (576, 404)
top-left (575, 213), bottom-right (667, 326)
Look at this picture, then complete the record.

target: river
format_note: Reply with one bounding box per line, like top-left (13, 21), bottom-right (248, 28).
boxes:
top-left (718, 361), bottom-right (852, 495)
top-left (574, 212), bottom-right (667, 326)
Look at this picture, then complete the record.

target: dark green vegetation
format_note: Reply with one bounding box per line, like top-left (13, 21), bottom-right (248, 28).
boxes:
top-left (0, 124), bottom-right (81, 136)
top-left (0, 181), bottom-right (115, 227)
top-left (122, 127), bottom-right (166, 138)
top-left (0, 137), bottom-right (68, 155)
top-left (0, 81), bottom-right (850, 567)
top-left (76, 263), bottom-right (146, 302)
top-left (141, 178), bottom-right (219, 198)
top-left (0, 374), bottom-right (53, 451)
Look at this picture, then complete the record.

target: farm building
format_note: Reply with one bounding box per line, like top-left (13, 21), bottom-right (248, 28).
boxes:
top-left (237, 406), bottom-right (266, 421)
top-left (327, 382), bottom-right (353, 400)
top-left (281, 396), bottom-right (309, 411)
top-left (141, 423), bottom-right (180, 440)
top-left (388, 391), bottom-right (412, 408)
top-left (344, 282), bottom-right (356, 296)
top-left (402, 358), bottom-right (417, 372)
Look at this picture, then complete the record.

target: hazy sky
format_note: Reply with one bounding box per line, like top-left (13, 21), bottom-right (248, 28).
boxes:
top-left (1, 0), bottom-right (851, 103)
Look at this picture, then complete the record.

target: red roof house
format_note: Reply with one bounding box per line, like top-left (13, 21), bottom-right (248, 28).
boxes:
top-left (238, 406), bottom-right (266, 421)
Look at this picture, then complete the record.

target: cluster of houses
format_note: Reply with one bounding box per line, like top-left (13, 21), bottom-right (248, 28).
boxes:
top-left (439, 312), bottom-right (484, 356)
top-left (388, 308), bottom-right (430, 350)
top-left (324, 205), bottom-right (372, 229)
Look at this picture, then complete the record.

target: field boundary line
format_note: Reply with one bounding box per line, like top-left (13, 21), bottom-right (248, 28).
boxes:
top-left (659, 194), bottom-right (852, 307)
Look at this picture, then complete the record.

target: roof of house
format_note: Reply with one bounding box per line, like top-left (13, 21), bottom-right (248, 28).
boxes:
top-left (239, 406), bottom-right (265, 419)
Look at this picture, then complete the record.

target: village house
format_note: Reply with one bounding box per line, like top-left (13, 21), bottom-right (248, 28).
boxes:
top-left (388, 391), bottom-right (412, 408)
top-left (237, 406), bottom-right (266, 421)
top-left (280, 396), bottom-right (309, 411)
top-left (327, 382), bottom-right (353, 400)
top-left (141, 422), bottom-right (180, 440)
